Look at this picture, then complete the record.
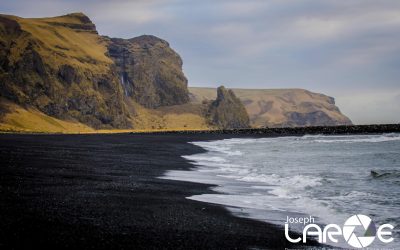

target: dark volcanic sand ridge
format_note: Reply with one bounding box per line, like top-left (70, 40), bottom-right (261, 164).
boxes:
top-left (0, 134), bottom-right (315, 249)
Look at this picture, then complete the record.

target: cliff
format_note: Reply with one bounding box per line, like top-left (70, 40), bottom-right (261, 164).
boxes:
top-left (0, 13), bottom-right (130, 129)
top-left (0, 13), bottom-right (191, 130)
top-left (107, 35), bottom-right (189, 108)
top-left (208, 86), bottom-right (250, 129)
top-left (190, 87), bottom-right (352, 128)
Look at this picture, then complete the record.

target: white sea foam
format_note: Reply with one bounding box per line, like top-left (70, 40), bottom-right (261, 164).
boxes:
top-left (183, 155), bottom-right (227, 163)
top-left (163, 134), bottom-right (400, 248)
top-left (302, 133), bottom-right (400, 143)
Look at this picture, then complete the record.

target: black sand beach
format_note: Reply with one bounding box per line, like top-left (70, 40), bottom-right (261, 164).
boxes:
top-left (0, 133), bottom-right (319, 249)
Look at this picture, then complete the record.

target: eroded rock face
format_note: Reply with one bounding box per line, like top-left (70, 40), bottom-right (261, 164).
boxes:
top-left (283, 111), bottom-right (343, 127)
top-left (0, 13), bottom-right (130, 129)
top-left (107, 35), bottom-right (190, 108)
top-left (58, 64), bottom-right (81, 84)
top-left (0, 13), bottom-right (193, 129)
top-left (208, 86), bottom-right (250, 129)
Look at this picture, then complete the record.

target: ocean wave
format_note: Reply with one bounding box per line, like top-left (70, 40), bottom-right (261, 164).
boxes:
top-left (190, 141), bottom-right (243, 156)
top-left (219, 173), bottom-right (323, 197)
top-left (172, 135), bottom-right (400, 248)
top-left (183, 155), bottom-right (227, 163)
top-left (328, 190), bottom-right (378, 200)
top-left (313, 134), bottom-right (400, 143)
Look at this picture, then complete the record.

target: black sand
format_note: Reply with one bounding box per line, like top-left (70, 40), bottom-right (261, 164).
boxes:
top-left (0, 133), bottom-right (320, 249)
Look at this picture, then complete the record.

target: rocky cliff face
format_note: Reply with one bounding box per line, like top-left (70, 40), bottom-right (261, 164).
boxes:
top-left (208, 86), bottom-right (250, 129)
top-left (0, 13), bottom-right (130, 128)
top-left (107, 35), bottom-right (189, 108)
top-left (0, 13), bottom-right (191, 129)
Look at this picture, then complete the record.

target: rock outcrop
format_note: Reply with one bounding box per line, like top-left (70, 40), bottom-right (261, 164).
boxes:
top-left (107, 35), bottom-right (189, 108)
top-left (208, 86), bottom-right (250, 129)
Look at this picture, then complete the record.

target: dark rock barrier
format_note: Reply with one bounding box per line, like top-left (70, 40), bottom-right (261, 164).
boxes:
top-left (132, 124), bottom-right (400, 136)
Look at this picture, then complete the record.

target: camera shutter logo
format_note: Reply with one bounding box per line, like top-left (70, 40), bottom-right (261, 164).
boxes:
top-left (343, 214), bottom-right (376, 248)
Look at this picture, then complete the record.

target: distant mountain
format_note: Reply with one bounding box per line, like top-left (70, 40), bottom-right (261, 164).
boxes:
top-left (0, 13), bottom-right (351, 132)
top-left (189, 87), bottom-right (352, 127)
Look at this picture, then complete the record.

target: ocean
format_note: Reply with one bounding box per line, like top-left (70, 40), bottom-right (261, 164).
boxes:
top-left (162, 133), bottom-right (400, 248)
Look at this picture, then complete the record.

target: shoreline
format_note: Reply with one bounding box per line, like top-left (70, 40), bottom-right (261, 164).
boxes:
top-left (135, 124), bottom-right (400, 135)
top-left (0, 124), bottom-right (399, 135)
top-left (0, 133), bottom-right (319, 249)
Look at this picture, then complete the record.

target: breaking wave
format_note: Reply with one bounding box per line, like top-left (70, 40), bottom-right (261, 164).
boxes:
top-left (162, 133), bottom-right (400, 248)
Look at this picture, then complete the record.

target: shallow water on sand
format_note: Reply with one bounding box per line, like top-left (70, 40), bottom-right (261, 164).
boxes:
top-left (162, 133), bottom-right (400, 248)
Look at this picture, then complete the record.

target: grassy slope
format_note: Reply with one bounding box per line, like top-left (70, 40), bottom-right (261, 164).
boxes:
top-left (6, 13), bottom-right (112, 72)
top-left (127, 100), bottom-right (212, 131)
top-left (0, 100), bottom-right (211, 133)
top-left (0, 100), bottom-right (94, 133)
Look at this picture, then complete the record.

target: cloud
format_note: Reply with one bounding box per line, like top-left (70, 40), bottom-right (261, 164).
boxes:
top-left (90, 0), bottom-right (175, 24)
top-left (336, 90), bottom-right (400, 124)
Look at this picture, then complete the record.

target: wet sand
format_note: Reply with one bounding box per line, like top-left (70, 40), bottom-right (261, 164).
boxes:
top-left (0, 133), bottom-right (318, 249)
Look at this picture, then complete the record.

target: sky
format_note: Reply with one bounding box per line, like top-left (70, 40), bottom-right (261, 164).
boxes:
top-left (1, 0), bottom-right (399, 124)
